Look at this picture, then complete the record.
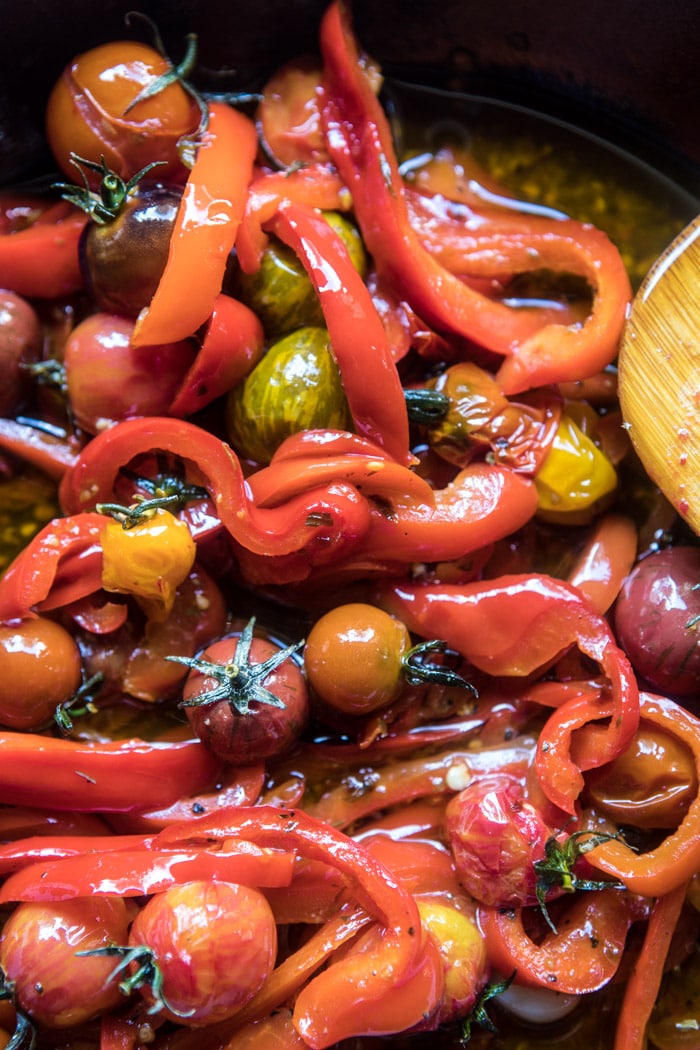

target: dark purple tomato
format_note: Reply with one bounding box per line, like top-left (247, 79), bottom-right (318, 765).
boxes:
top-left (0, 289), bottom-right (42, 415)
top-left (80, 184), bottom-right (180, 318)
top-left (614, 546), bottom-right (700, 697)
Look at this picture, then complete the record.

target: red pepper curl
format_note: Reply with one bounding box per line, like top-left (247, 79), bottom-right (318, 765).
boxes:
top-left (156, 805), bottom-right (426, 1047)
top-left (378, 575), bottom-right (639, 815)
top-left (0, 199), bottom-right (86, 299)
top-left (319, 0), bottom-right (631, 394)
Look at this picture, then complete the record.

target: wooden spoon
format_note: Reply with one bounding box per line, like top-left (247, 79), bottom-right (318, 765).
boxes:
top-left (618, 215), bottom-right (700, 534)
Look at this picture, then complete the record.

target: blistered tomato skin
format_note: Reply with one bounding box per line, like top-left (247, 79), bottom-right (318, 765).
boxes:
top-left (45, 41), bottom-right (199, 186)
top-left (0, 897), bottom-right (131, 1028)
top-left (614, 546), bottom-right (700, 697)
top-left (127, 880), bottom-right (278, 1025)
top-left (0, 617), bottom-right (82, 730)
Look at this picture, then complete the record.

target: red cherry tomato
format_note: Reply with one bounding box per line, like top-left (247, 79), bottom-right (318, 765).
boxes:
top-left (304, 602), bottom-right (412, 715)
top-left (445, 774), bottom-right (552, 908)
top-left (126, 880), bottom-right (277, 1024)
top-left (0, 289), bottom-right (42, 416)
top-left (0, 896), bottom-right (131, 1028)
top-left (45, 41), bottom-right (200, 186)
top-left (614, 546), bottom-right (700, 697)
top-left (181, 622), bottom-right (309, 763)
top-left (64, 313), bottom-right (196, 434)
top-left (0, 616), bottom-right (82, 730)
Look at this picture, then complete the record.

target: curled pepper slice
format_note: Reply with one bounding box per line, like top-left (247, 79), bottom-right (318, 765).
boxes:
top-left (0, 198), bottom-right (86, 299)
top-left (156, 805), bottom-right (423, 1046)
top-left (585, 694), bottom-right (700, 896)
top-left (379, 575), bottom-right (639, 814)
top-left (319, 1), bottom-right (631, 394)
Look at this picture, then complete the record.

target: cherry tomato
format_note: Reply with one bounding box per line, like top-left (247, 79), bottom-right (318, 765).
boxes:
top-left (0, 616), bottom-right (82, 730)
top-left (614, 546), bottom-right (700, 697)
top-left (584, 722), bottom-right (698, 829)
top-left (126, 880), bottom-right (277, 1024)
top-left (181, 621), bottom-right (309, 763)
top-left (101, 508), bottom-right (197, 623)
top-left (0, 290), bottom-right (42, 416)
top-left (79, 183), bottom-right (183, 318)
top-left (0, 896), bottom-right (131, 1028)
top-left (417, 897), bottom-right (487, 1025)
top-left (64, 313), bottom-right (196, 434)
top-left (304, 602), bottom-right (412, 715)
top-left (444, 774), bottom-right (552, 908)
top-left (45, 41), bottom-right (199, 186)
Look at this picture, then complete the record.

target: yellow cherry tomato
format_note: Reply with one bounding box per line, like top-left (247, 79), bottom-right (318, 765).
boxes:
top-left (100, 508), bottom-right (196, 622)
top-left (534, 412), bottom-right (617, 519)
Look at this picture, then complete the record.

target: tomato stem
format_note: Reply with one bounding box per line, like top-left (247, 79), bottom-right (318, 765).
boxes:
top-left (54, 672), bottom-right (104, 734)
top-left (460, 970), bottom-right (515, 1043)
top-left (402, 639), bottom-right (479, 695)
top-left (78, 944), bottom-right (194, 1019)
top-left (169, 617), bottom-right (304, 714)
top-left (54, 155), bottom-right (167, 225)
top-left (534, 830), bottom-right (627, 933)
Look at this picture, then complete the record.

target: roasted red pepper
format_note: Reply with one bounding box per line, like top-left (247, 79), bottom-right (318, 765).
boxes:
top-left (0, 733), bottom-right (221, 813)
top-left (265, 199), bottom-right (410, 464)
top-left (318, 1), bottom-right (631, 394)
top-left (0, 197), bottom-right (86, 299)
top-left (155, 805), bottom-right (426, 1045)
top-left (132, 102), bottom-right (257, 346)
top-left (0, 418), bottom-right (80, 481)
top-left (479, 890), bottom-right (643, 994)
top-left (379, 575), bottom-right (639, 814)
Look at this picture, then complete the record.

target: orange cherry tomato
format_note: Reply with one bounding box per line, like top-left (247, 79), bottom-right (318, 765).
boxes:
top-left (126, 880), bottom-right (277, 1025)
top-left (0, 616), bottom-right (82, 730)
top-left (584, 722), bottom-right (698, 829)
top-left (0, 896), bottom-right (131, 1028)
top-left (45, 40), bottom-right (200, 186)
top-left (256, 56), bottom-right (329, 168)
top-left (304, 602), bottom-right (412, 715)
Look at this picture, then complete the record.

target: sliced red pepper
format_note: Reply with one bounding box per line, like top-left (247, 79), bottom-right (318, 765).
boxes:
top-left (0, 512), bottom-right (105, 622)
top-left (155, 805), bottom-right (423, 1046)
top-left (0, 199), bottom-right (86, 299)
top-left (0, 833), bottom-right (154, 875)
top-left (168, 293), bottom-right (265, 417)
top-left (379, 575), bottom-right (639, 814)
top-left (0, 843), bottom-right (295, 903)
top-left (265, 199), bottom-right (411, 463)
top-left (236, 161), bottom-right (350, 273)
top-left (0, 418), bottom-right (80, 481)
top-left (0, 733), bottom-right (221, 813)
top-left (132, 102), bottom-right (257, 346)
top-left (613, 881), bottom-right (688, 1050)
top-left (318, 1), bottom-right (631, 394)
top-left (478, 891), bottom-right (641, 994)
top-left (585, 694), bottom-right (700, 896)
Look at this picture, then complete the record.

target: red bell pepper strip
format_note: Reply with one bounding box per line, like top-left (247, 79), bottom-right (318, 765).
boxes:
top-left (318, 1), bottom-right (631, 394)
top-left (0, 199), bottom-right (86, 299)
top-left (0, 733), bottom-right (221, 813)
top-left (304, 740), bottom-right (535, 829)
top-left (478, 891), bottom-right (641, 994)
top-left (155, 805), bottom-right (423, 1046)
top-left (565, 512), bottom-right (637, 613)
top-left (265, 199), bottom-right (411, 464)
top-left (0, 844), bottom-right (295, 903)
top-left (613, 881), bottom-right (688, 1050)
top-left (0, 512), bottom-right (105, 622)
top-left (168, 293), bottom-right (265, 417)
top-left (378, 576), bottom-right (639, 814)
top-left (236, 161), bottom-right (350, 274)
top-left (132, 102), bottom-right (257, 346)
top-left (0, 418), bottom-right (79, 481)
top-left (585, 694), bottom-right (700, 896)
top-left (0, 833), bottom-right (154, 875)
